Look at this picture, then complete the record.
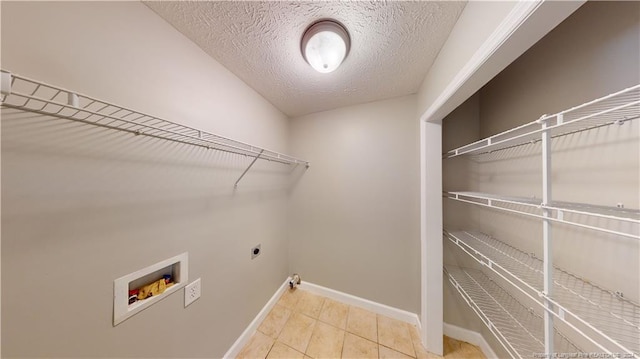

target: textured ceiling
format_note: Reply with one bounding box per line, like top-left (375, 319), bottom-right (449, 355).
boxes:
top-left (145, 1), bottom-right (466, 117)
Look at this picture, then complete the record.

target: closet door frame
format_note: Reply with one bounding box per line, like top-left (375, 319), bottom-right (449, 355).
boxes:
top-left (417, 1), bottom-right (584, 355)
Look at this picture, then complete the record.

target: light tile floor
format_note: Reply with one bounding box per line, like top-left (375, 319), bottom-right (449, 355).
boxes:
top-left (237, 288), bottom-right (486, 359)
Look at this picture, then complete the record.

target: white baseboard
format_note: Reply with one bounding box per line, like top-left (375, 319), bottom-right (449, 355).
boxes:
top-left (444, 323), bottom-right (497, 359)
top-left (223, 277), bottom-right (291, 359)
top-left (298, 281), bottom-right (421, 328)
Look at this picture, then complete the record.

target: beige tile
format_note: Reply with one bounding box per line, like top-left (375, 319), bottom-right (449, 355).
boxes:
top-left (305, 321), bottom-right (345, 359)
top-left (342, 332), bottom-right (378, 359)
top-left (346, 306), bottom-right (377, 342)
top-left (379, 345), bottom-right (414, 359)
top-left (408, 325), bottom-right (436, 359)
top-left (318, 298), bottom-right (349, 329)
top-left (295, 291), bottom-right (325, 318)
top-left (237, 331), bottom-right (275, 359)
top-left (377, 315), bottom-right (415, 357)
top-left (277, 312), bottom-right (316, 353)
top-left (266, 341), bottom-right (305, 359)
top-left (278, 288), bottom-right (302, 309)
top-left (408, 325), bottom-right (420, 344)
top-left (458, 345), bottom-right (485, 359)
top-left (443, 337), bottom-right (485, 359)
top-left (443, 336), bottom-right (462, 357)
top-left (258, 304), bottom-right (292, 339)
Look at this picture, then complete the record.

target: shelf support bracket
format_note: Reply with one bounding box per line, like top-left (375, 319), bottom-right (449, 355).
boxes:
top-left (234, 149), bottom-right (264, 188)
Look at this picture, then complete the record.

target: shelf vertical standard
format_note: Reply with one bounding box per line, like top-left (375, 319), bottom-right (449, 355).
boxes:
top-left (541, 115), bottom-right (556, 355)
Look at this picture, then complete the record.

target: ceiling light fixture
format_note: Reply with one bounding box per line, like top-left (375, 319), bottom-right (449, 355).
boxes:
top-left (301, 20), bottom-right (350, 74)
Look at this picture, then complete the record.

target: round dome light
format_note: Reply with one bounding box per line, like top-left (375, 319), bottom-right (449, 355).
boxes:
top-left (301, 20), bottom-right (350, 74)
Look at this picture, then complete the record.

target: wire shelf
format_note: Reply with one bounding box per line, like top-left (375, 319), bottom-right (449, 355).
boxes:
top-left (0, 70), bottom-right (309, 167)
top-left (445, 230), bottom-right (640, 357)
top-left (445, 265), bottom-right (582, 359)
top-left (443, 84), bottom-right (640, 158)
top-left (444, 191), bottom-right (640, 240)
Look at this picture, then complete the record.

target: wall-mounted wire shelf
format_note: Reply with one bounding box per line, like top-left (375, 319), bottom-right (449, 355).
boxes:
top-left (0, 70), bottom-right (309, 186)
top-left (445, 230), bottom-right (640, 357)
top-left (444, 191), bottom-right (640, 240)
top-left (443, 85), bottom-right (640, 357)
top-left (443, 84), bottom-right (640, 159)
top-left (444, 266), bottom-right (581, 359)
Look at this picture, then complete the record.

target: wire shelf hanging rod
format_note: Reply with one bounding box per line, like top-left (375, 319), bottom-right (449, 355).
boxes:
top-left (468, 114), bottom-right (640, 158)
top-left (447, 198), bottom-right (639, 240)
top-left (2, 89), bottom-right (300, 165)
top-left (444, 192), bottom-right (640, 239)
top-left (1, 71), bottom-right (309, 167)
top-left (541, 84), bottom-right (640, 121)
top-left (2, 91), bottom-right (273, 153)
top-left (447, 99), bottom-right (639, 158)
top-left (444, 84), bottom-right (640, 159)
top-left (0, 101), bottom-right (289, 163)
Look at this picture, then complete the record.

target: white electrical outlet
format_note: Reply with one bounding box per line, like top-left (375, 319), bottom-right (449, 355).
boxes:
top-left (184, 278), bottom-right (201, 307)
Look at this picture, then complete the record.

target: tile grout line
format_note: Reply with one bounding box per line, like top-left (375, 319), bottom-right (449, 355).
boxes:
top-left (263, 339), bottom-right (276, 359)
top-left (274, 295), bottom-right (299, 358)
top-left (343, 306), bottom-right (353, 359)
top-left (243, 288), bottom-right (430, 359)
top-left (301, 316), bottom-right (316, 357)
top-left (376, 313), bottom-right (381, 358)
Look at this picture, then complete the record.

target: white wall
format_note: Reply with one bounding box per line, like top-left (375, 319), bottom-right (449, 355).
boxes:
top-left (479, 1), bottom-right (640, 138)
top-left (442, 1), bottom-right (640, 354)
top-left (288, 95), bottom-right (421, 313)
top-left (1, 2), bottom-right (296, 357)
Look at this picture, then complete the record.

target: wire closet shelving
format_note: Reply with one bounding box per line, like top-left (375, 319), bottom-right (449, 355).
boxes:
top-left (443, 84), bottom-right (640, 358)
top-left (445, 231), bottom-right (640, 356)
top-left (444, 266), bottom-right (581, 359)
top-left (0, 70), bottom-right (309, 187)
top-left (443, 85), bottom-right (640, 159)
top-left (444, 192), bottom-right (640, 240)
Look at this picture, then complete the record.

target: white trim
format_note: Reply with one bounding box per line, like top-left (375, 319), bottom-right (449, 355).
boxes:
top-left (444, 323), bottom-right (498, 359)
top-left (223, 277), bottom-right (291, 359)
top-left (419, 0), bottom-right (545, 355)
top-left (419, 0), bottom-right (542, 124)
top-left (420, 120), bottom-right (428, 349)
top-left (298, 281), bottom-right (421, 328)
top-left (420, 121), bottom-right (444, 355)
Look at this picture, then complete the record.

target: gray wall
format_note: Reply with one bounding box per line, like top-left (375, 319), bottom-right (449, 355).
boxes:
top-left (479, 1), bottom-right (640, 138)
top-left (288, 95), bottom-right (421, 313)
top-left (1, 2), bottom-right (297, 357)
top-left (442, 0), bottom-right (639, 354)
top-left (442, 94), bottom-right (479, 231)
top-left (417, 1), bottom-right (517, 119)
